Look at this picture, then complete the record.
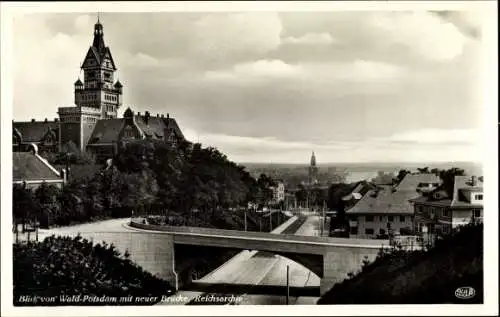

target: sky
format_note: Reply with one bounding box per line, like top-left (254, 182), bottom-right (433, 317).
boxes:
top-left (11, 9), bottom-right (489, 164)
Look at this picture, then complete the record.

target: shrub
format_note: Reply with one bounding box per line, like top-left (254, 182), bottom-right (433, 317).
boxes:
top-left (13, 235), bottom-right (174, 306)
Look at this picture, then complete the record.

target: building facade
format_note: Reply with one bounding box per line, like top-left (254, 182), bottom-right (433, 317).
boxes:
top-left (58, 17), bottom-right (123, 151)
top-left (13, 119), bottom-right (59, 153)
top-left (308, 151), bottom-right (318, 185)
top-left (86, 108), bottom-right (185, 161)
top-left (13, 17), bottom-right (186, 161)
top-left (346, 173), bottom-right (441, 239)
top-left (270, 181), bottom-right (285, 204)
top-left (411, 175), bottom-right (483, 236)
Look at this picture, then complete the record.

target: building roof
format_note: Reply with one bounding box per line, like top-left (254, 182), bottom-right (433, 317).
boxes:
top-left (13, 151), bottom-right (61, 182)
top-left (346, 185), bottom-right (419, 215)
top-left (347, 173), bottom-right (441, 215)
top-left (397, 173), bottom-right (441, 191)
top-left (87, 118), bottom-right (125, 144)
top-left (13, 121), bottom-right (59, 143)
top-left (452, 175), bottom-right (483, 207)
top-left (87, 113), bottom-right (185, 145)
top-left (342, 181), bottom-right (373, 201)
top-left (409, 175), bottom-right (483, 209)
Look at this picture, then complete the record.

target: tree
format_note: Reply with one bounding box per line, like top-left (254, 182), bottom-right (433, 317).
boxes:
top-left (295, 184), bottom-right (308, 206)
top-left (50, 141), bottom-right (96, 165)
top-left (35, 183), bottom-right (62, 228)
top-left (439, 168), bottom-right (465, 197)
top-left (13, 185), bottom-right (40, 228)
top-left (417, 167), bottom-right (430, 174)
top-left (396, 169), bottom-right (411, 182)
top-left (327, 183), bottom-right (355, 230)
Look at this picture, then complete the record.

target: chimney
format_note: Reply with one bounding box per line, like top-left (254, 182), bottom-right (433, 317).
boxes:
top-left (31, 119), bottom-right (35, 122)
top-left (144, 111), bottom-right (150, 125)
top-left (54, 118), bottom-right (59, 122)
top-left (137, 112), bottom-right (141, 116)
top-left (44, 118), bottom-right (48, 123)
top-left (160, 114), bottom-right (164, 118)
top-left (167, 113), bottom-right (170, 119)
top-left (157, 114), bottom-right (159, 118)
top-left (471, 176), bottom-right (477, 186)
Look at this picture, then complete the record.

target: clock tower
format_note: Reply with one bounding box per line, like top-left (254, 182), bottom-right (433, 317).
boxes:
top-left (58, 16), bottom-right (123, 151)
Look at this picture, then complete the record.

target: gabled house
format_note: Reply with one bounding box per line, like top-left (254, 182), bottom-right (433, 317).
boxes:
top-left (86, 108), bottom-right (185, 162)
top-left (13, 119), bottom-right (59, 153)
top-left (410, 175), bottom-right (483, 236)
top-left (346, 173), bottom-right (441, 239)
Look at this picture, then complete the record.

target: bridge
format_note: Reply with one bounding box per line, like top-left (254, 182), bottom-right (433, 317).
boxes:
top-left (125, 218), bottom-right (388, 295)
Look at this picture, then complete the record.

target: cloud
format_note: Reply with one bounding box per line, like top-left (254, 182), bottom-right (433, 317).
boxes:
top-left (204, 59), bottom-right (303, 82)
top-left (190, 13), bottom-right (282, 59)
top-left (204, 58), bottom-right (404, 85)
top-left (368, 11), bottom-right (468, 62)
top-left (10, 12), bottom-right (484, 164)
top-left (385, 128), bottom-right (482, 145)
top-left (283, 32), bottom-right (336, 45)
top-left (74, 14), bottom-right (91, 32)
top-left (182, 127), bottom-right (482, 164)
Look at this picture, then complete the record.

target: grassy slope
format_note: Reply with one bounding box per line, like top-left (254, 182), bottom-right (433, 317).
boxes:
top-left (317, 223), bottom-right (483, 304)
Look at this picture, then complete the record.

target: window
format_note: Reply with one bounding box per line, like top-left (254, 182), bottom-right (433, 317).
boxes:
top-left (475, 194), bottom-right (483, 201)
top-left (379, 216), bottom-right (384, 222)
top-left (473, 209), bottom-right (481, 218)
top-left (443, 209), bottom-right (450, 217)
top-left (366, 215), bottom-right (374, 222)
top-left (350, 227), bottom-right (358, 235)
top-left (388, 216), bottom-right (394, 222)
top-left (400, 216), bottom-right (405, 222)
top-left (379, 228), bottom-right (386, 235)
top-left (365, 228), bottom-right (374, 235)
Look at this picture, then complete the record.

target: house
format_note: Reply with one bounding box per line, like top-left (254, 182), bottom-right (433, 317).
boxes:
top-left (341, 181), bottom-right (374, 210)
top-left (85, 108), bottom-right (185, 161)
top-left (270, 181), bottom-right (285, 204)
top-left (13, 119), bottom-right (59, 153)
top-left (13, 144), bottom-right (66, 190)
top-left (346, 173), bottom-right (441, 239)
top-left (410, 175), bottom-right (483, 236)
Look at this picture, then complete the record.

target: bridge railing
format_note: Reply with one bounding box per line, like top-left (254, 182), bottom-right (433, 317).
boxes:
top-left (129, 218), bottom-right (388, 248)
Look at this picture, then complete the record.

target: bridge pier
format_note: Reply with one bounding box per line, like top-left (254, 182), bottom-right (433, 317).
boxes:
top-left (155, 234), bottom-right (178, 291)
top-left (320, 248), bottom-right (379, 296)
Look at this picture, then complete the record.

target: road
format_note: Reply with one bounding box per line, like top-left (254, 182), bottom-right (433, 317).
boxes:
top-left (234, 215), bottom-right (322, 305)
top-left (187, 215), bottom-right (323, 305)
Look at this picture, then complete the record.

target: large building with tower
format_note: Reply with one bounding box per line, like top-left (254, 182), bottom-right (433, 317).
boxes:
top-left (12, 18), bottom-right (185, 161)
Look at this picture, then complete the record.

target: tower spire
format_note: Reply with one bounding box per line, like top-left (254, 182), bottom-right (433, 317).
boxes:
top-left (93, 13), bottom-right (105, 51)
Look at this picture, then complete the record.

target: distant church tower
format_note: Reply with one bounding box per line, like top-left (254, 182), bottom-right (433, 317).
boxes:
top-left (58, 16), bottom-right (123, 151)
top-left (308, 151), bottom-right (318, 185)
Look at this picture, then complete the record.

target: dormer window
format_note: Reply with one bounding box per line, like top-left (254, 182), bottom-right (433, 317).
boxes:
top-left (475, 194), bottom-right (483, 201)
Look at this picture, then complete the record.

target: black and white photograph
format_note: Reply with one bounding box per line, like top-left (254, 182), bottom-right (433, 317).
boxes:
top-left (1, 1), bottom-right (498, 316)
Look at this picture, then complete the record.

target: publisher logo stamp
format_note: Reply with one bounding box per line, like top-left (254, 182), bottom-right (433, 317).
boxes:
top-left (455, 287), bottom-right (476, 299)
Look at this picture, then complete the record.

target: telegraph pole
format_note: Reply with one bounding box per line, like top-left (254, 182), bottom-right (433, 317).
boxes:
top-left (286, 265), bottom-right (290, 305)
